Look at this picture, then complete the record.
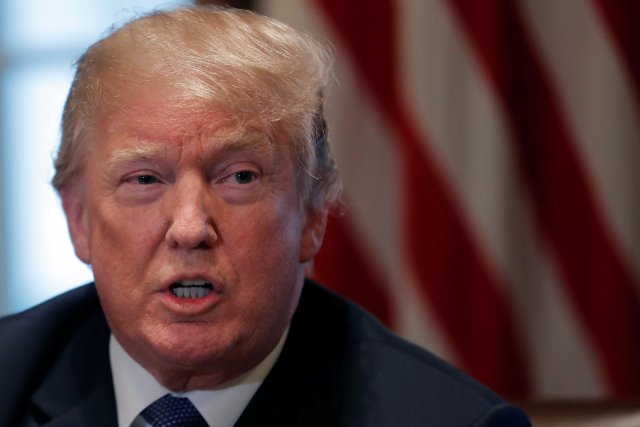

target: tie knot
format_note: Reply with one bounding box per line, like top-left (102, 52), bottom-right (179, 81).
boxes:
top-left (141, 394), bottom-right (208, 427)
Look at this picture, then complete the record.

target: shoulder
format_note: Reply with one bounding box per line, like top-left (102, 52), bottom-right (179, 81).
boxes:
top-left (0, 284), bottom-right (108, 424)
top-left (0, 283), bottom-right (106, 380)
top-left (0, 283), bottom-right (103, 344)
top-left (295, 280), bottom-right (530, 426)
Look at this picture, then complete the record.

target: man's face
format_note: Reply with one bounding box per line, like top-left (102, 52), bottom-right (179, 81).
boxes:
top-left (62, 94), bottom-right (326, 389)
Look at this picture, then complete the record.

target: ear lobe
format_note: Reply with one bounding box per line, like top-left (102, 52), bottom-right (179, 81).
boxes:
top-left (60, 189), bottom-right (91, 264)
top-left (300, 208), bottom-right (328, 263)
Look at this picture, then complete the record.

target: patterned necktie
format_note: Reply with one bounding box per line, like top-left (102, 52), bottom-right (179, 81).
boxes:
top-left (141, 393), bottom-right (208, 427)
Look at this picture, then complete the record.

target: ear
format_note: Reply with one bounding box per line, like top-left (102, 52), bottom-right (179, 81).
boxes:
top-left (60, 188), bottom-right (91, 264)
top-left (299, 207), bottom-right (328, 263)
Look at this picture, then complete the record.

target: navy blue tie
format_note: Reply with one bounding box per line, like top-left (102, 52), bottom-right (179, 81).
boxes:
top-left (141, 394), bottom-right (208, 427)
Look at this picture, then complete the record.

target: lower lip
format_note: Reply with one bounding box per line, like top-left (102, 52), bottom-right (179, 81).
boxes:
top-left (161, 288), bottom-right (222, 315)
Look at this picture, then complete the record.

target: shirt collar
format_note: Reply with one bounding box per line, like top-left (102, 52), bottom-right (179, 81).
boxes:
top-left (110, 330), bottom-right (288, 427)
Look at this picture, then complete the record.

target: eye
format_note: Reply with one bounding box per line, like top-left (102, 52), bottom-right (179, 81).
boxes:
top-left (233, 170), bottom-right (256, 184)
top-left (122, 174), bottom-right (161, 186)
top-left (136, 175), bottom-right (159, 185)
top-left (214, 166), bottom-right (261, 204)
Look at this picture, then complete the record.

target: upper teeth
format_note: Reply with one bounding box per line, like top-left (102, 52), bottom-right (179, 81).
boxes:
top-left (180, 279), bottom-right (208, 287)
top-left (172, 279), bottom-right (212, 299)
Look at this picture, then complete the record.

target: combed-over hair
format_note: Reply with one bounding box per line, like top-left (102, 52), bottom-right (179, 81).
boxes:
top-left (53, 6), bottom-right (341, 210)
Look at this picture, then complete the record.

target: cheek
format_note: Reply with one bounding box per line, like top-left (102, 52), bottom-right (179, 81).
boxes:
top-left (90, 210), bottom-right (163, 330)
top-left (231, 202), bottom-right (303, 258)
top-left (89, 203), bottom-right (164, 279)
top-left (99, 200), bottom-right (163, 240)
top-left (224, 203), bottom-right (304, 290)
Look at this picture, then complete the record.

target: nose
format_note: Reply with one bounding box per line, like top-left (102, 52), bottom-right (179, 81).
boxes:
top-left (164, 176), bottom-right (218, 250)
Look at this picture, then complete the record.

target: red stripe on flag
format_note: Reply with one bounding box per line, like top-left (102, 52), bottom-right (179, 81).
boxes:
top-left (313, 215), bottom-right (394, 325)
top-left (311, 0), bottom-right (531, 395)
top-left (592, 1), bottom-right (640, 111)
top-left (447, 0), bottom-right (640, 396)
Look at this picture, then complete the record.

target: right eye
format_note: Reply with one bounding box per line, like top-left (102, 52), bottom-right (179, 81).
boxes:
top-left (135, 175), bottom-right (159, 185)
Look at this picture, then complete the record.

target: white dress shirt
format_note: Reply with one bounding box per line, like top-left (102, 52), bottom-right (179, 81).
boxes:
top-left (110, 330), bottom-right (288, 427)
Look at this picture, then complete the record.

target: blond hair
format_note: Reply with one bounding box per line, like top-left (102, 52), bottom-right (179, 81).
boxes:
top-left (53, 6), bottom-right (341, 210)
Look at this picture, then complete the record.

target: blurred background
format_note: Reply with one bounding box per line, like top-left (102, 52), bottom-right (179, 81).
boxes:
top-left (1, 0), bottom-right (639, 403)
top-left (0, 1), bottom-right (188, 313)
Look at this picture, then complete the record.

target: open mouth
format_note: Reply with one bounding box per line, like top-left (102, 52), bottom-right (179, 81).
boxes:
top-left (170, 279), bottom-right (213, 299)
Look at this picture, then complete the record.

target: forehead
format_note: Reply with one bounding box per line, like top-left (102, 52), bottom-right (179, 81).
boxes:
top-left (94, 92), bottom-right (280, 159)
top-left (105, 90), bottom-right (228, 138)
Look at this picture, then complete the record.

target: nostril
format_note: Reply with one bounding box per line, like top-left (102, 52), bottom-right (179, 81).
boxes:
top-left (193, 240), bottom-right (212, 250)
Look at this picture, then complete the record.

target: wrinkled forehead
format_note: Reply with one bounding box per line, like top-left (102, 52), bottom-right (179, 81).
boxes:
top-left (103, 90), bottom-right (234, 139)
top-left (93, 89), bottom-right (283, 158)
top-left (69, 71), bottom-right (300, 195)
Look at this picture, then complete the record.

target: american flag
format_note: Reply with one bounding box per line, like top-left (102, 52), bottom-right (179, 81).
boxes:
top-left (218, 0), bottom-right (640, 399)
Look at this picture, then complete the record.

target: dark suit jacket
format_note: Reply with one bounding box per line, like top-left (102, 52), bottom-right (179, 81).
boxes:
top-left (0, 280), bottom-right (530, 426)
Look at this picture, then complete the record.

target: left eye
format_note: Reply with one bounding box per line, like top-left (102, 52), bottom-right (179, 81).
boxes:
top-left (233, 171), bottom-right (256, 184)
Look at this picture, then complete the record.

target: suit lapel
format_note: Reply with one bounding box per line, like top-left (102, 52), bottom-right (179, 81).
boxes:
top-left (30, 308), bottom-right (118, 427)
top-left (37, 384), bottom-right (117, 427)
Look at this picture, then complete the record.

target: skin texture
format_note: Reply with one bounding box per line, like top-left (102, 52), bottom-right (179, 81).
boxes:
top-left (61, 94), bottom-right (328, 391)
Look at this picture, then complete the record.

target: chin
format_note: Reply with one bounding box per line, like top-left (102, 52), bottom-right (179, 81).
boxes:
top-left (152, 324), bottom-right (239, 367)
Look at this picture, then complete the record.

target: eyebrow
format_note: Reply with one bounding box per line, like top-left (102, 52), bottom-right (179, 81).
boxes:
top-left (103, 143), bottom-right (167, 178)
top-left (215, 132), bottom-right (276, 158)
top-left (108, 144), bottom-right (166, 164)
